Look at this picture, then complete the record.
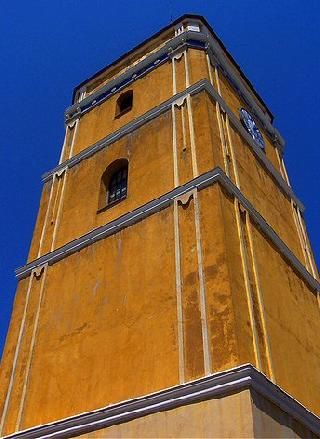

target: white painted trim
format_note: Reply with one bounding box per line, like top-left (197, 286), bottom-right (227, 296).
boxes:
top-left (193, 190), bottom-right (212, 374)
top-left (205, 52), bottom-right (214, 86)
top-left (16, 167), bottom-right (319, 294)
top-left (214, 64), bottom-right (222, 96)
top-left (50, 172), bottom-right (68, 252)
top-left (186, 94), bottom-right (198, 177)
top-left (181, 103), bottom-right (187, 152)
top-left (173, 200), bottom-right (185, 383)
top-left (246, 215), bottom-right (275, 382)
top-left (296, 208), bottom-right (318, 279)
top-left (234, 200), bottom-right (262, 370)
top-left (171, 57), bottom-right (177, 95)
top-left (37, 175), bottom-right (56, 258)
top-left (0, 274), bottom-right (34, 435)
top-left (225, 114), bottom-right (241, 188)
top-left (4, 364), bottom-right (320, 439)
top-left (68, 119), bottom-right (79, 159)
top-left (171, 105), bottom-right (179, 187)
top-left (215, 100), bottom-right (230, 176)
top-left (184, 49), bottom-right (190, 88)
top-left (15, 266), bottom-right (48, 430)
top-left (58, 129), bottom-right (68, 165)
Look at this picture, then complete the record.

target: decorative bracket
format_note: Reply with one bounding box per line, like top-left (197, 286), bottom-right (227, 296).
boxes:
top-left (173, 95), bottom-right (187, 108)
top-left (176, 190), bottom-right (194, 206)
top-left (32, 264), bottom-right (47, 279)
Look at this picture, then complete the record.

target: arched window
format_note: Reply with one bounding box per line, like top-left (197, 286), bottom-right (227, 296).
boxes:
top-left (115, 90), bottom-right (133, 118)
top-left (98, 159), bottom-right (128, 211)
top-left (108, 166), bottom-right (128, 204)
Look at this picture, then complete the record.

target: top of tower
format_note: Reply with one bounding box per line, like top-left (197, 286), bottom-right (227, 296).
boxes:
top-left (71, 14), bottom-right (274, 123)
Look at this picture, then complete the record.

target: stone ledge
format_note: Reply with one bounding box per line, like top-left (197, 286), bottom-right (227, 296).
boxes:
top-left (16, 167), bottom-right (319, 293)
top-left (4, 364), bottom-right (320, 439)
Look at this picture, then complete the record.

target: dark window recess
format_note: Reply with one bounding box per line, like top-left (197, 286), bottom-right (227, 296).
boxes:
top-left (116, 90), bottom-right (133, 117)
top-left (108, 167), bottom-right (128, 204)
top-left (98, 159), bottom-right (129, 212)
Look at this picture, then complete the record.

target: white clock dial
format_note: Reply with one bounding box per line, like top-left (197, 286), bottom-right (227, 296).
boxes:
top-left (240, 108), bottom-right (265, 149)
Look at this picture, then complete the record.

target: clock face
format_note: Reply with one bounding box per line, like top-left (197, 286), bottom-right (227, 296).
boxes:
top-left (240, 108), bottom-right (265, 149)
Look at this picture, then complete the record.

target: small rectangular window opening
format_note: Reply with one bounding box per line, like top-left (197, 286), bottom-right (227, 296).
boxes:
top-left (115, 90), bottom-right (133, 118)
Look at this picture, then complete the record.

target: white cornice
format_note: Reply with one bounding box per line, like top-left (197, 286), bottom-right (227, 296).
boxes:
top-left (16, 167), bottom-right (319, 293)
top-left (4, 364), bottom-right (320, 439)
top-left (44, 80), bottom-right (303, 211)
top-left (64, 29), bottom-right (284, 150)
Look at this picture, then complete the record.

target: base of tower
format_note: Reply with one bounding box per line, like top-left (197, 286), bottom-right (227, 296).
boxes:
top-left (4, 364), bottom-right (320, 438)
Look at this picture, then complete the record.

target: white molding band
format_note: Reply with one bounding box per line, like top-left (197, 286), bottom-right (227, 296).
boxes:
top-left (43, 79), bottom-right (304, 213)
top-left (64, 27), bottom-right (283, 151)
top-left (193, 189), bottom-right (212, 374)
top-left (3, 364), bottom-right (320, 439)
top-left (15, 167), bottom-right (319, 293)
top-left (15, 265), bottom-right (48, 430)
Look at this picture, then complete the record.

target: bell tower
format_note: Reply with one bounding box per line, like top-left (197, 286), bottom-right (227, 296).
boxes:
top-left (1, 15), bottom-right (320, 438)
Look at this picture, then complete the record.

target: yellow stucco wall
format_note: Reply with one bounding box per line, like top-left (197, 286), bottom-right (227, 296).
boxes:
top-left (70, 62), bottom-right (174, 158)
top-left (1, 22), bottom-right (319, 437)
top-left (2, 184), bottom-right (319, 435)
top-left (29, 85), bottom-right (301, 266)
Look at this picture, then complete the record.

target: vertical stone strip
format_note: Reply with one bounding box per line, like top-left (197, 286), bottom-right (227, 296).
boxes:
top-left (275, 148), bottom-right (313, 272)
top-left (171, 104), bottom-right (179, 188)
top-left (224, 116), bottom-right (241, 188)
top-left (292, 201), bottom-right (311, 269)
top-left (226, 112), bottom-right (275, 380)
top-left (245, 218), bottom-right (275, 382)
top-left (215, 65), bottom-right (270, 373)
top-left (58, 127), bottom-right (68, 165)
top-left (171, 58), bottom-right (185, 383)
top-left (184, 49), bottom-right (190, 88)
top-left (37, 174), bottom-right (56, 258)
top-left (181, 104), bottom-right (187, 151)
top-left (281, 153), bottom-right (318, 279)
top-left (187, 48), bottom-right (209, 373)
top-left (214, 68), bottom-right (230, 177)
top-left (234, 200), bottom-right (262, 370)
top-left (68, 119), bottom-right (80, 159)
top-left (193, 189), bottom-right (212, 375)
top-left (296, 209), bottom-right (318, 279)
top-left (277, 146), bottom-right (319, 306)
top-left (275, 147), bottom-right (287, 182)
top-left (59, 120), bottom-right (78, 163)
top-left (50, 169), bottom-right (68, 251)
top-left (0, 274), bottom-right (34, 435)
top-left (184, 49), bottom-right (198, 177)
top-left (172, 57), bottom-right (177, 95)
top-left (173, 200), bottom-right (185, 383)
top-left (205, 52), bottom-right (214, 85)
top-left (15, 265), bottom-right (48, 430)
top-left (216, 106), bottom-right (230, 176)
top-left (214, 65), bottom-right (222, 96)
top-left (186, 95), bottom-right (198, 178)
top-left (275, 149), bottom-right (318, 276)
top-left (50, 175), bottom-right (62, 225)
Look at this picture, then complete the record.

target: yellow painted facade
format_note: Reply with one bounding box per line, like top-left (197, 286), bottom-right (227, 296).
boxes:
top-left (1, 14), bottom-right (319, 438)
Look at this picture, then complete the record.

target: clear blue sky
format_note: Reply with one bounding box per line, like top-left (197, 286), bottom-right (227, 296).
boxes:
top-left (1, 1), bottom-right (319, 357)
